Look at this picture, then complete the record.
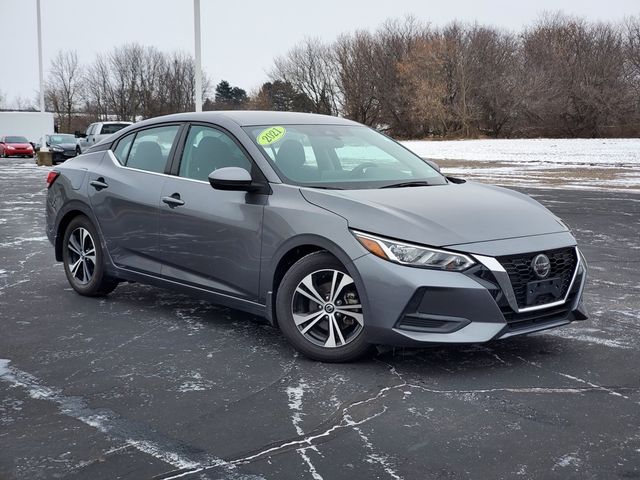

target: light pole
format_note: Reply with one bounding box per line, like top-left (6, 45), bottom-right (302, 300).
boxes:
top-left (193, 0), bottom-right (202, 112)
top-left (36, 0), bottom-right (44, 112)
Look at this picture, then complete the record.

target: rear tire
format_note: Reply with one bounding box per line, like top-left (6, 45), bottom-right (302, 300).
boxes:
top-left (276, 251), bottom-right (371, 362)
top-left (62, 215), bottom-right (118, 296)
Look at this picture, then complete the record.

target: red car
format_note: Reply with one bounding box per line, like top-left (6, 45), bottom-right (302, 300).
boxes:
top-left (0, 136), bottom-right (35, 158)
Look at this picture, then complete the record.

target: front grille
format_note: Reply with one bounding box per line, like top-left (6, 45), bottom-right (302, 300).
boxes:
top-left (499, 266), bottom-right (583, 331)
top-left (497, 248), bottom-right (577, 309)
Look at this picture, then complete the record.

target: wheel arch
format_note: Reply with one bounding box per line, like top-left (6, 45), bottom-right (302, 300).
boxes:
top-left (53, 201), bottom-right (101, 262)
top-left (265, 234), bottom-right (368, 327)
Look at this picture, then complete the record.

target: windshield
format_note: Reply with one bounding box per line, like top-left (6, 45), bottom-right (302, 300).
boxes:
top-left (101, 123), bottom-right (130, 135)
top-left (5, 136), bottom-right (28, 143)
top-left (48, 134), bottom-right (75, 144)
top-left (244, 125), bottom-right (445, 189)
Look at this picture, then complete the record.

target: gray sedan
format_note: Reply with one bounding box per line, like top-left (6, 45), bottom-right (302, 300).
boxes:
top-left (44, 111), bottom-right (588, 362)
top-left (39, 134), bottom-right (79, 163)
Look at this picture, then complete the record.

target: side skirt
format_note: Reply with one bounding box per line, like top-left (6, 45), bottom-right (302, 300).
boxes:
top-left (109, 266), bottom-right (268, 318)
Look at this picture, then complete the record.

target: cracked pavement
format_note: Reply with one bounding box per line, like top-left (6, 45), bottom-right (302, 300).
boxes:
top-left (0, 158), bottom-right (639, 479)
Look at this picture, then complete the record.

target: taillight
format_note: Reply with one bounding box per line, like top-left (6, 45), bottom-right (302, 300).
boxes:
top-left (46, 171), bottom-right (59, 188)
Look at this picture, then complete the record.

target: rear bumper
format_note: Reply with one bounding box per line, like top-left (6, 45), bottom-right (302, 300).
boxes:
top-left (353, 245), bottom-right (587, 347)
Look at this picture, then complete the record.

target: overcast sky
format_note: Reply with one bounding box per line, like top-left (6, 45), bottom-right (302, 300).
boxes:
top-left (1, 0), bottom-right (638, 103)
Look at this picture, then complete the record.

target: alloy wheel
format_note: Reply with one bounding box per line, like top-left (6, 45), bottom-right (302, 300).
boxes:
top-left (66, 227), bottom-right (96, 285)
top-left (291, 269), bottom-right (363, 348)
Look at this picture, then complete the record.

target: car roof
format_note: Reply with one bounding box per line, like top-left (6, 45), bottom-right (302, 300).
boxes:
top-left (131, 111), bottom-right (360, 128)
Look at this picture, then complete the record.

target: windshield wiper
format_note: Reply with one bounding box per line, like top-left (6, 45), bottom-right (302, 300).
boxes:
top-left (304, 185), bottom-right (344, 190)
top-left (380, 181), bottom-right (432, 189)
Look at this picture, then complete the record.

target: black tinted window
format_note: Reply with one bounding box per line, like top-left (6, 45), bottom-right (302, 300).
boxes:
top-left (126, 125), bottom-right (179, 173)
top-left (178, 125), bottom-right (251, 182)
top-left (101, 123), bottom-right (130, 135)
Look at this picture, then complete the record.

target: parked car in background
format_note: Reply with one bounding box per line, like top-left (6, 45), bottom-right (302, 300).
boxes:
top-left (75, 121), bottom-right (133, 154)
top-left (45, 111), bottom-right (588, 362)
top-left (38, 134), bottom-right (79, 164)
top-left (0, 136), bottom-right (35, 158)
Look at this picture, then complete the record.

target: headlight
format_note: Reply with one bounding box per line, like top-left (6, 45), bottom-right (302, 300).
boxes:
top-left (352, 230), bottom-right (475, 271)
top-left (51, 146), bottom-right (63, 152)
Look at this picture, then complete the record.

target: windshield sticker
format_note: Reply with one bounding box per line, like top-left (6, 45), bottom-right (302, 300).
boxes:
top-left (257, 126), bottom-right (286, 146)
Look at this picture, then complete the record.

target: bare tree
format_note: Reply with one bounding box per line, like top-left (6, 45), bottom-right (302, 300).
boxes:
top-left (333, 31), bottom-right (381, 125)
top-left (465, 26), bottom-right (522, 137)
top-left (272, 38), bottom-right (337, 115)
top-left (45, 51), bottom-right (84, 131)
top-left (82, 44), bottom-right (209, 122)
top-left (624, 16), bottom-right (640, 132)
top-left (397, 35), bottom-right (448, 137)
top-left (371, 16), bottom-right (426, 135)
top-left (521, 14), bottom-right (630, 137)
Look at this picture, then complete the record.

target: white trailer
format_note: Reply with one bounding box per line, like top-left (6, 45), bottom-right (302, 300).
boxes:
top-left (0, 111), bottom-right (54, 144)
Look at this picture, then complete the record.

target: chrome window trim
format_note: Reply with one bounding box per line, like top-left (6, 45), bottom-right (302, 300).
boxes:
top-left (473, 246), bottom-right (582, 313)
top-left (106, 150), bottom-right (211, 185)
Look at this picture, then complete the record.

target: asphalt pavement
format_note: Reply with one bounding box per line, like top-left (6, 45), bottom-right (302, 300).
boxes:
top-left (0, 158), bottom-right (638, 479)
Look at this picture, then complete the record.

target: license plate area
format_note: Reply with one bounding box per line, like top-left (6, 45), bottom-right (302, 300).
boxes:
top-left (526, 277), bottom-right (562, 305)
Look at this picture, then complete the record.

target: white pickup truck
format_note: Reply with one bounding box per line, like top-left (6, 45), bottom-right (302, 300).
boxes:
top-left (75, 121), bottom-right (133, 154)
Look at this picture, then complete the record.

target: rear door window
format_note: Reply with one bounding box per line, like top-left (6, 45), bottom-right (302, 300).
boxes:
top-left (126, 125), bottom-right (180, 174)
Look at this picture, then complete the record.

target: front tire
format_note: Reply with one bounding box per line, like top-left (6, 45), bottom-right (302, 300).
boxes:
top-left (276, 252), bottom-right (371, 362)
top-left (62, 216), bottom-right (118, 296)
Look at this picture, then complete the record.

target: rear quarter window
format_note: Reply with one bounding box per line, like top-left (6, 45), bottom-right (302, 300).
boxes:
top-left (112, 133), bottom-right (135, 165)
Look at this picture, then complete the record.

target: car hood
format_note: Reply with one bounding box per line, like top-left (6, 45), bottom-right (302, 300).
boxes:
top-left (51, 143), bottom-right (77, 149)
top-left (300, 182), bottom-right (567, 247)
top-left (6, 143), bottom-right (32, 148)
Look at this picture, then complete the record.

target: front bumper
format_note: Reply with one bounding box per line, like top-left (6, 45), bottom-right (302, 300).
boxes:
top-left (51, 149), bottom-right (77, 163)
top-left (353, 245), bottom-right (587, 347)
top-left (4, 149), bottom-right (34, 156)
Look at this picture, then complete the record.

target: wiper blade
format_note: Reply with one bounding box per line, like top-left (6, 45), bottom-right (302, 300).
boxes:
top-left (304, 185), bottom-right (344, 190)
top-left (380, 181), bottom-right (431, 189)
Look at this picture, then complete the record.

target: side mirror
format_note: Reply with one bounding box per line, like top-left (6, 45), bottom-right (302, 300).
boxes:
top-left (425, 159), bottom-right (441, 173)
top-left (208, 167), bottom-right (256, 192)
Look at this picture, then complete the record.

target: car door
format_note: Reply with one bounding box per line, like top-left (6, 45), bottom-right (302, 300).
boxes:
top-left (157, 123), bottom-right (266, 301)
top-left (78, 124), bottom-right (92, 152)
top-left (88, 123), bottom-right (183, 274)
top-left (88, 124), bottom-right (99, 147)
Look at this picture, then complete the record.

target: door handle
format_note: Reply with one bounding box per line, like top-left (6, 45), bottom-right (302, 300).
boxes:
top-left (162, 194), bottom-right (185, 208)
top-left (90, 178), bottom-right (108, 191)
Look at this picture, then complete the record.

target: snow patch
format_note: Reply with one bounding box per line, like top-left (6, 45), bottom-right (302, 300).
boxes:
top-left (554, 453), bottom-right (582, 469)
top-left (177, 371), bottom-right (214, 392)
top-left (285, 381), bottom-right (324, 480)
top-left (403, 138), bottom-right (640, 165)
